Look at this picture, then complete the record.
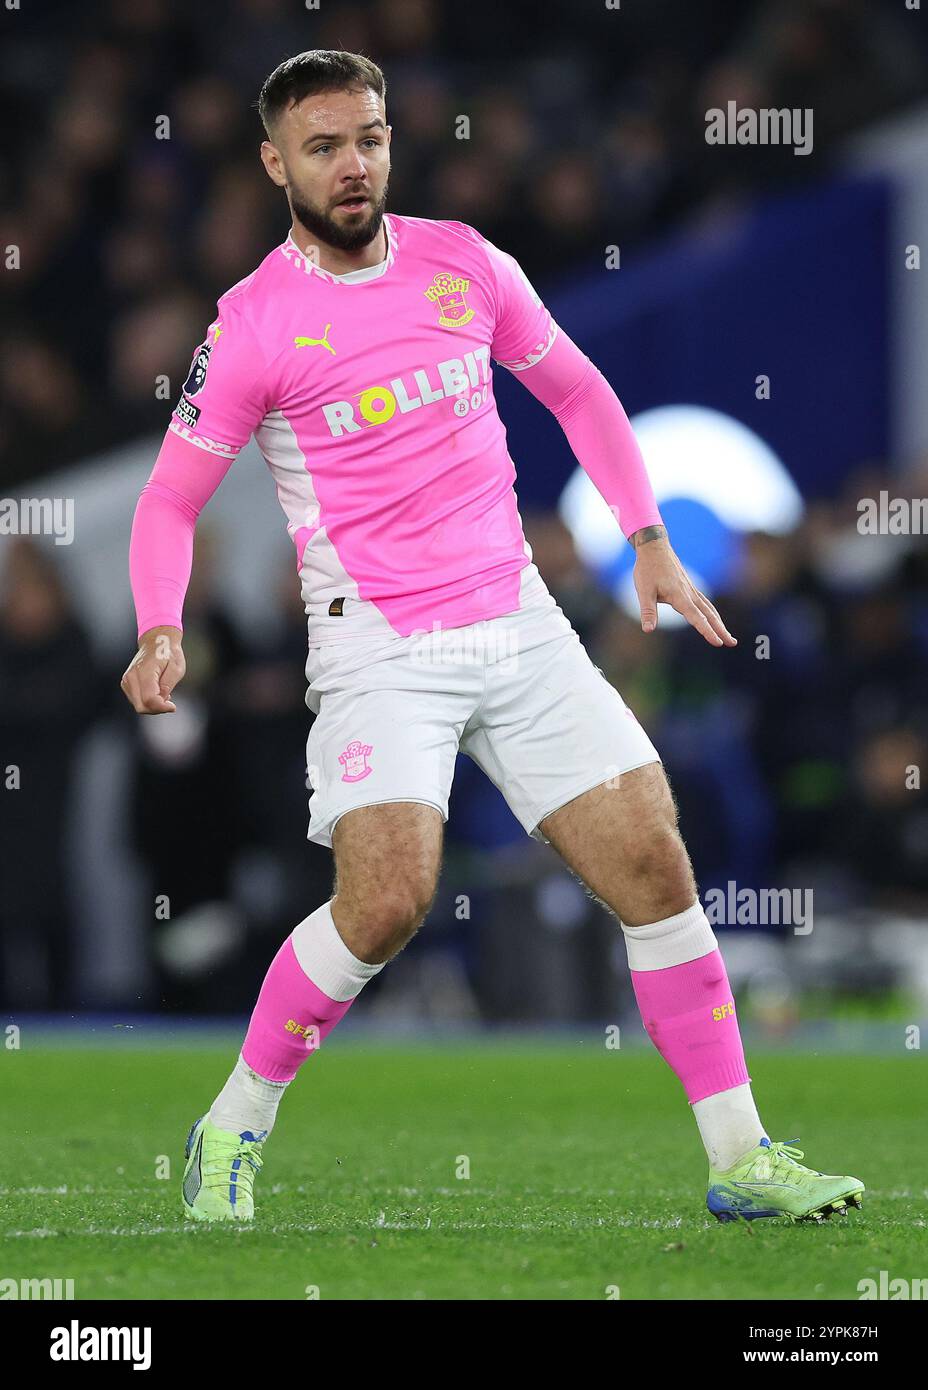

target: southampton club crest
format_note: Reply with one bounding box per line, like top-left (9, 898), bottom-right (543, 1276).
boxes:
top-left (339, 740), bottom-right (373, 783)
top-left (423, 272), bottom-right (475, 328)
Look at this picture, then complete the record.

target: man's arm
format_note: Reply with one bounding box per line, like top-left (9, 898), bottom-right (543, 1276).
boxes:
top-left (121, 302), bottom-right (270, 714)
top-left (121, 430), bottom-right (234, 714)
top-left (459, 222), bottom-right (733, 645)
top-left (511, 328), bottom-right (662, 540)
top-left (515, 329), bottom-right (736, 648)
top-left (130, 429), bottom-right (235, 637)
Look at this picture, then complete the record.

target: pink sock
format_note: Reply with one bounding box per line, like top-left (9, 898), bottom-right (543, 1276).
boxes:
top-left (241, 902), bottom-right (383, 1083)
top-left (623, 904), bottom-right (750, 1104)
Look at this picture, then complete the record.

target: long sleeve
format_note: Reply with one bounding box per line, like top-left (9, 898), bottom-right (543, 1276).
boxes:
top-left (129, 429), bottom-right (234, 638)
top-left (464, 219), bottom-right (662, 541)
top-left (129, 297), bottom-right (270, 639)
top-left (515, 327), bottom-right (662, 541)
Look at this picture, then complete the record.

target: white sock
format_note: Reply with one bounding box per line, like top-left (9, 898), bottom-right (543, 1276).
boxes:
top-left (620, 900), bottom-right (717, 970)
top-left (209, 1052), bottom-right (290, 1138)
top-left (693, 1083), bottom-right (767, 1171)
top-left (291, 899), bottom-right (385, 1000)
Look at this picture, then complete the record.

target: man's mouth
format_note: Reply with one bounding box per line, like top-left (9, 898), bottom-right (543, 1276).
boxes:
top-left (337, 195), bottom-right (368, 212)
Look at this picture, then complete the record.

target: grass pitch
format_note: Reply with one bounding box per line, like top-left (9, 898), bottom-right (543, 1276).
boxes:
top-left (1, 1042), bottom-right (923, 1300)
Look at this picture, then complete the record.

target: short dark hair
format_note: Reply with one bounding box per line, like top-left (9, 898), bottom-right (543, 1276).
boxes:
top-left (258, 50), bottom-right (386, 135)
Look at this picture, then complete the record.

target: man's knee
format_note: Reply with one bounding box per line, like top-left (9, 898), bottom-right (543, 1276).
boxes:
top-left (332, 867), bottom-right (438, 962)
top-left (624, 822), bottom-right (696, 897)
top-left (330, 803), bottom-right (443, 961)
top-left (621, 813), bottom-right (668, 870)
top-left (611, 767), bottom-right (697, 916)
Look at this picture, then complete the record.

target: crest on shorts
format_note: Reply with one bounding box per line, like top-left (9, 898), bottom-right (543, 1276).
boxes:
top-left (339, 740), bottom-right (373, 783)
top-left (423, 272), bottom-right (474, 328)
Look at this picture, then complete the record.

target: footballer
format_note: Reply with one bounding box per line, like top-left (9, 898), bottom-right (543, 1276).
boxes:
top-left (121, 50), bottom-right (864, 1226)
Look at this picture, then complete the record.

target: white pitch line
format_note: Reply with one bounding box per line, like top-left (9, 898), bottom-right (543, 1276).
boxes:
top-left (3, 1215), bottom-right (692, 1239)
top-left (0, 1186), bottom-right (72, 1195)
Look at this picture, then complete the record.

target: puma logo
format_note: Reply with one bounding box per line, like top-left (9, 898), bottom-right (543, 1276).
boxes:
top-left (295, 325), bottom-right (335, 355)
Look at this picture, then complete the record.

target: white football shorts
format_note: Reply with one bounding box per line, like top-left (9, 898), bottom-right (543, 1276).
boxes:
top-left (304, 563), bottom-right (660, 849)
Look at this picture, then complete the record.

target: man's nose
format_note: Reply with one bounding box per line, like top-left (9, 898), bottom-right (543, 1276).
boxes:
top-left (340, 152), bottom-right (368, 182)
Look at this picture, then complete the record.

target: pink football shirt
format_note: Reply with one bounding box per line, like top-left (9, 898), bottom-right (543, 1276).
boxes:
top-left (169, 214), bottom-right (559, 636)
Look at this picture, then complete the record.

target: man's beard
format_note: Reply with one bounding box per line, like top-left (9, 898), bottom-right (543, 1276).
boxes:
top-left (289, 182), bottom-right (388, 253)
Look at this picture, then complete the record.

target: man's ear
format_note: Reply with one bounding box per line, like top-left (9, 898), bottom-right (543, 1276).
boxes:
top-left (260, 140), bottom-right (288, 188)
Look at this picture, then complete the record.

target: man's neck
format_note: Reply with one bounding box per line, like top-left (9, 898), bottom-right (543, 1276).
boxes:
top-left (289, 219), bottom-right (387, 277)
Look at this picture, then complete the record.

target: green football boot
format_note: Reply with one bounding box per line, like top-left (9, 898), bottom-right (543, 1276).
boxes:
top-left (707, 1137), bottom-right (864, 1223)
top-left (182, 1115), bottom-right (267, 1222)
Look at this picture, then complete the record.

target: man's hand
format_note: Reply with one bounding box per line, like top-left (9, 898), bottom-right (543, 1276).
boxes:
top-left (630, 525), bottom-right (736, 648)
top-left (120, 625), bottom-right (186, 714)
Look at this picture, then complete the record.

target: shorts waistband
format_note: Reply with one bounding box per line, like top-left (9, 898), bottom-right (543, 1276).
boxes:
top-left (305, 564), bottom-right (552, 645)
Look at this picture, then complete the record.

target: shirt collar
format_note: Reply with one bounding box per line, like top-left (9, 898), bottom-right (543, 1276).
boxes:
top-left (282, 214), bottom-right (395, 283)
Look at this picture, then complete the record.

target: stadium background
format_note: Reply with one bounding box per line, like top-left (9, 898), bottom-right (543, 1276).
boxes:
top-left (1, 0), bottom-right (927, 1048)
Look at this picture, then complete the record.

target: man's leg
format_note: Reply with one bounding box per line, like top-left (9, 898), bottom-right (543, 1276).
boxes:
top-left (213, 802), bottom-right (443, 1127)
top-left (184, 804), bottom-right (443, 1221)
top-left (539, 764), bottom-right (766, 1170)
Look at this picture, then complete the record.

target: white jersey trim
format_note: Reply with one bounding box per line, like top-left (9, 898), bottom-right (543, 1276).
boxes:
top-left (168, 420), bottom-right (238, 459)
top-left (279, 215), bottom-right (395, 284)
top-left (497, 319), bottom-right (559, 372)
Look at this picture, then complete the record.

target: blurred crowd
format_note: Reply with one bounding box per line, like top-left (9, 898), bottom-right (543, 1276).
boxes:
top-left (2, 0), bottom-right (927, 485)
top-left (2, 457), bottom-right (926, 1014)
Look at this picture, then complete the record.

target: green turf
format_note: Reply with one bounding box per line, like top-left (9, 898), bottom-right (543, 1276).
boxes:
top-left (0, 1044), bottom-right (924, 1300)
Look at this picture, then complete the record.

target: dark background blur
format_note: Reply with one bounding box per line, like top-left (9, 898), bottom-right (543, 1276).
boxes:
top-left (2, 0), bottom-right (928, 1032)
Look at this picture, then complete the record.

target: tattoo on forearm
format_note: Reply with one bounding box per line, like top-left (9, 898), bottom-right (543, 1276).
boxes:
top-left (631, 524), bottom-right (667, 549)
